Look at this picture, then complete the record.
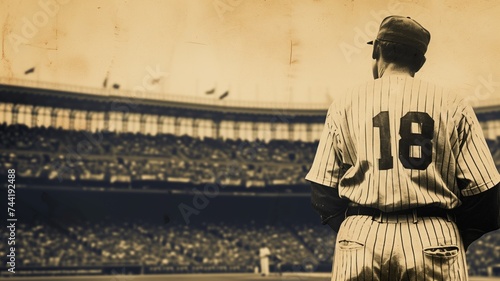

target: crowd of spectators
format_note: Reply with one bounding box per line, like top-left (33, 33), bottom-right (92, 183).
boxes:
top-left (0, 219), bottom-right (317, 269)
top-left (293, 223), bottom-right (336, 264)
top-left (486, 138), bottom-right (500, 170)
top-left (205, 221), bottom-right (316, 267)
top-left (1, 218), bottom-right (499, 275)
top-left (0, 123), bottom-right (314, 187)
top-left (2, 124), bottom-right (499, 173)
top-left (3, 124), bottom-right (498, 188)
top-left (466, 230), bottom-right (500, 276)
top-left (0, 221), bottom-right (101, 267)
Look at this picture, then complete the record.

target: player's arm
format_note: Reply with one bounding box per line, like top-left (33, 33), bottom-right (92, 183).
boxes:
top-left (265, 249), bottom-right (271, 258)
top-left (454, 183), bottom-right (500, 250)
top-left (306, 103), bottom-right (350, 232)
top-left (453, 103), bottom-right (500, 250)
top-left (310, 182), bottom-right (350, 232)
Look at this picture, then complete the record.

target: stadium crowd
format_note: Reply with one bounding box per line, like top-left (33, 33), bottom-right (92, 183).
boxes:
top-left (1, 218), bottom-right (499, 275)
top-left (2, 123), bottom-right (499, 188)
top-left (0, 123), bottom-right (315, 187)
top-left (0, 219), bottom-right (320, 269)
top-left (467, 230), bottom-right (500, 276)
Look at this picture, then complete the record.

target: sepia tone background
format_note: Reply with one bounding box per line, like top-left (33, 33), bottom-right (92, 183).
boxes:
top-left (0, 0), bottom-right (499, 280)
top-left (2, 0), bottom-right (500, 105)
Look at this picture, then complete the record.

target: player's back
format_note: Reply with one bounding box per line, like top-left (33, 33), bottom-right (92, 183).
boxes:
top-left (324, 75), bottom-right (495, 212)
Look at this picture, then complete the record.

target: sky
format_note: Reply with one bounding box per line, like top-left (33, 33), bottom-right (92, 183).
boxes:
top-left (1, 0), bottom-right (499, 107)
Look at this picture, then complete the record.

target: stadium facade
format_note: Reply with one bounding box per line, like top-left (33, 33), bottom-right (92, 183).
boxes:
top-left (0, 79), bottom-right (327, 142)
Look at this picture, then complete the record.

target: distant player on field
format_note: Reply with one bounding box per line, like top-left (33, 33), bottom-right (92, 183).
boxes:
top-left (259, 245), bottom-right (270, 277)
top-left (306, 15), bottom-right (500, 281)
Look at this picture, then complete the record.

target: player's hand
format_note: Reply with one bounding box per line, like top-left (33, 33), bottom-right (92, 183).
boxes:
top-left (325, 215), bottom-right (345, 233)
top-left (310, 182), bottom-right (350, 232)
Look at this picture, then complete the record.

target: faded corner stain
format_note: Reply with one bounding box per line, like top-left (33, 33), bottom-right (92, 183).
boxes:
top-left (2, 13), bottom-right (14, 78)
top-left (2, 14), bottom-right (7, 59)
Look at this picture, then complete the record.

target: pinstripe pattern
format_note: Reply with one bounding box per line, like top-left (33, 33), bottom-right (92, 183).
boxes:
top-left (306, 75), bottom-right (500, 211)
top-left (333, 215), bottom-right (468, 281)
top-left (306, 75), bottom-right (500, 281)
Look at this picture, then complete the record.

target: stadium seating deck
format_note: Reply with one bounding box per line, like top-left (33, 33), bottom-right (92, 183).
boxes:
top-left (1, 123), bottom-right (500, 276)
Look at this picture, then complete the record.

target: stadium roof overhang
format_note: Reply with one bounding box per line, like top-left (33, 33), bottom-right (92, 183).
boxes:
top-left (0, 83), bottom-right (327, 123)
top-left (2, 81), bottom-right (498, 123)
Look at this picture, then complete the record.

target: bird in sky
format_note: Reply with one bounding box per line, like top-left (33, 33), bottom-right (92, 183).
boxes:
top-left (24, 67), bottom-right (35, 75)
top-left (219, 91), bottom-right (229, 100)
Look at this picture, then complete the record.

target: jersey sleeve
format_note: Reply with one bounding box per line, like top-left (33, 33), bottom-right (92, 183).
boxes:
top-left (305, 103), bottom-right (345, 188)
top-left (455, 104), bottom-right (500, 196)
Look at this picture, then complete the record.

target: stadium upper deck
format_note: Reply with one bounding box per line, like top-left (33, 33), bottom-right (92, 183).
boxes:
top-left (0, 77), bottom-right (499, 140)
top-left (0, 78), bottom-right (329, 142)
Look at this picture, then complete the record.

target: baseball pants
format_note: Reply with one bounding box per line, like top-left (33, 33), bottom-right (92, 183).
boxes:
top-left (261, 257), bottom-right (269, 276)
top-left (332, 213), bottom-right (468, 281)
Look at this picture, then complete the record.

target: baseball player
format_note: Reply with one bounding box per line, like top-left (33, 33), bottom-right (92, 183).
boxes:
top-left (259, 245), bottom-right (271, 277)
top-left (306, 15), bottom-right (500, 281)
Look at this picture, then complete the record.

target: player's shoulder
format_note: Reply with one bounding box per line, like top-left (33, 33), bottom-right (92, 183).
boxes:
top-left (434, 82), bottom-right (471, 115)
top-left (329, 76), bottom-right (399, 112)
top-left (332, 79), bottom-right (375, 106)
top-left (326, 84), bottom-right (353, 112)
top-left (411, 76), bottom-right (470, 112)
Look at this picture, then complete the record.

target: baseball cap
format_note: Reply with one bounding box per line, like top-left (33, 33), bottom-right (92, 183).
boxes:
top-left (367, 15), bottom-right (430, 55)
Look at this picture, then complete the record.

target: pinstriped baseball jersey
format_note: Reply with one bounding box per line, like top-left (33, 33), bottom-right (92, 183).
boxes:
top-left (306, 75), bottom-right (500, 212)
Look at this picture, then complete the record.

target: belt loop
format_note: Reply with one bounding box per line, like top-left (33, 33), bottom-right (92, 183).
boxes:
top-left (378, 211), bottom-right (383, 222)
top-left (412, 209), bottom-right (418, 224)
top-left (344, 208), bottom-right (349, 219)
